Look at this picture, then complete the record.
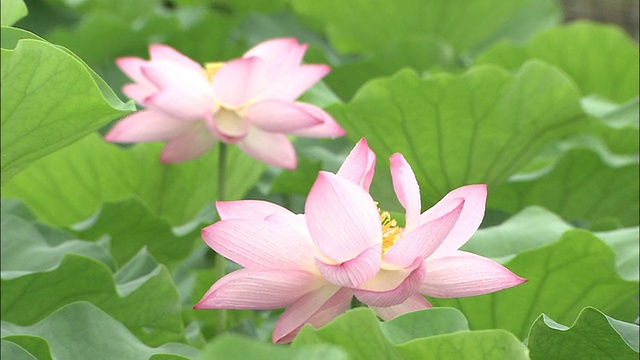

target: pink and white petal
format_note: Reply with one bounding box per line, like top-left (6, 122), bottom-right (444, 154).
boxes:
top-left (104, 110), bottom-right (189, 143)
top-left (201, 219), bottom-right (316, 271)
top-left (419, 184), bottom-right (488, 260)
top-left (371, 294), bottom-right (432, 321)
top-left (244, 38), bottom-right (306, 68)
top-left (242, 100), bottom-right (322, 132)
top-left (212, 57), bottom-right (266, 108)
top-left (390, 153), bottom-right (421, 232)
top-left (149, 44), bottom-right (202, 72)
top-left (272, 284), bottom-right (342, 344)
top-left (336, 138), bottom-right (376, 191)
top-left (314, 243), bottom-right (381, 287)
top-left (306, 171), bottom-right (382, 262)
top-left (145, 84), bottom-right (214, 121)
top-left (274, 287), bottom-right (352, 344)
top-left (122, 83), bottom-right (156, 105)
top-left (116, 57), bottom-right (152, 85)
top-left (194, 269), bottom-right (323, 310)
top-left (237, 127), bottom-right (297, 169)
top-left (419, 251), bottom-right (527, 298)
top-left (352, 259), bottom-right (425, 307)
top-left (209, 109), bottom-right (250, 141)
top-left (216, 200), bottom-right (293, 221)
top-left (141, 60), bottom-right (209, 91)
top-left (288, 103), bottom-right (346, 138)
top-left (261, 65), bottom-right (331, 101)
top-left (159, 123), bottom-right (216, 163)
top-left (383, 199), bottom-right (464, 269)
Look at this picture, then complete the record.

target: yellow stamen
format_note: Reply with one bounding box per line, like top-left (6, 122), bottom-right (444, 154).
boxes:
top-left (204, 62), bottom-right (225, 81)
top-left (379, 209), bottom-right (402, 255)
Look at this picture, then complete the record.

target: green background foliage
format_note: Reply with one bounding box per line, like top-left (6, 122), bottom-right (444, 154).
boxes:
top-left (2, 0), bottom-right (638, 358)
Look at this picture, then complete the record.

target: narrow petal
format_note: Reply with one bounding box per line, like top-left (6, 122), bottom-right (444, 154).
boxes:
top-left (148, 44), bottom-right (202, 72)
top-left (216, 200), bottom-right (293, 220)
top-left (122, 83), bottom-right (156, 105)
top-left (371, 294), bottom-right (432, 321)
top-left (288, 103), bottom-right (346, 138)
top-left (419, 184), bottom-right (488, 260)
top-left (383, 199), bottom-right (464, 268)
top-left (116, 57), bottom-right (152, 85)
top-left (237, 127), bottom-right (297, 169)
top-left (305, 171), bottom-right (382, 262)
top-left (194, 269), bottom-right (323, 310)
top-left (212, 57), bottom-right (266, 108)
top-left (104, 110), bottom-right (189, 143)
top-left (201, 219), bottom-right (316, 272)
top-left (314, 243), bottom-right (381, 287)
top-left (274, 287), bottom-right (352, 344)
top-left (352, 259), bottom-right (425, 307)
top-left (159, 123), bottom-right (216, 163)
top-left (390, 153), bottom-right (421, 231)
top-left (419, 251), bottom-right (527, 298)
top-left (242, 100), bottom-right (322, 132)
top-left (272, 284), bottom-right (341, 343)
top-left (336, 138), bottom-right (376, 191)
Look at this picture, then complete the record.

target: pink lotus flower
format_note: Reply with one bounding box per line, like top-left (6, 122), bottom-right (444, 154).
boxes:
top-left (195, 139), bottom-right (525, 343)
top-left (105, 38), bottom-right (345, 168)
top-left (334, 139), bottom-right (526, 320)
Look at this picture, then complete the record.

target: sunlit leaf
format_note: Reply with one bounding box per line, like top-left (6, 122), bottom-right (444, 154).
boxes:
top-left (431, 230), bottom-right (639, 339)
top-left (1, 0), bottom-right (28, 26)
top-left (528, 307), bottom-right (639, 359)
top-left (1, 27), bottom-right (133, 183)
top-left (2, 133), bottom-right (266, 227)
top-left (331, 61), bottom-right (586, 208)
top-left (293, 308), bottom-right (529, 360)
top-left (476, 21), bottom-right (639, 103)
top-left (1, 302), bottom-right (197, 359)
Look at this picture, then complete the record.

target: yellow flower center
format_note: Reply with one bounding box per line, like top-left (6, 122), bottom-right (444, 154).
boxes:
top-left (380, 209), bottom-right (402, 255)
top-left (204, 62), bottom-right (225, 82)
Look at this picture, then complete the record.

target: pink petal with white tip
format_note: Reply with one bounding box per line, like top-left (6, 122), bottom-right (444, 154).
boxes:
top-left (383, 199), bottom-right (464, 269)
top-left (272, 284), bottom-right (342, 344)
top-left (201, 218), bottom-right (316, 272)
top-left (242, 100), bottom-right (322, 132)
top-left (194, 269), bottom-right (323, 310)
top-left (148, 44), bottom-right (203, 72)
top-left (419, 251), bottom-right (527, 298)
top-left (237, 127), bottom-right (297, 169)
top-left (420, 184), bottom-right (488, 260)
top-left (274, 287), bottom-right (352, 344)
top-left (371, 294), bottom-right (432, 321)
top-left (306, 172), bottom-right (382, 262)
top-left (336, 138), bottom-right (376, 191)
top-left (216, 200), bottom-right (294, 220)
top-left (352, 258), bottom-right (425, 307)
top-left (390, 153), bottom-right (421, 232)
top-left (159, 123), bottom-right (216, 163)
top-left (104, 110), bottom-right (189, 143)
top-left (212, 57), bottom-right (266, 108)
top-left (288, 103), bottom-right (346, 138)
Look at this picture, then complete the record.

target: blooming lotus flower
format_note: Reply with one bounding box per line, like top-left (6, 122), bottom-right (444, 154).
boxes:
top-left (335, 139), bottom-right (526, 320)
top-left (105, 38), bottom-right (345, 168)
top-left (195, 139), bottom-right (525, 343)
